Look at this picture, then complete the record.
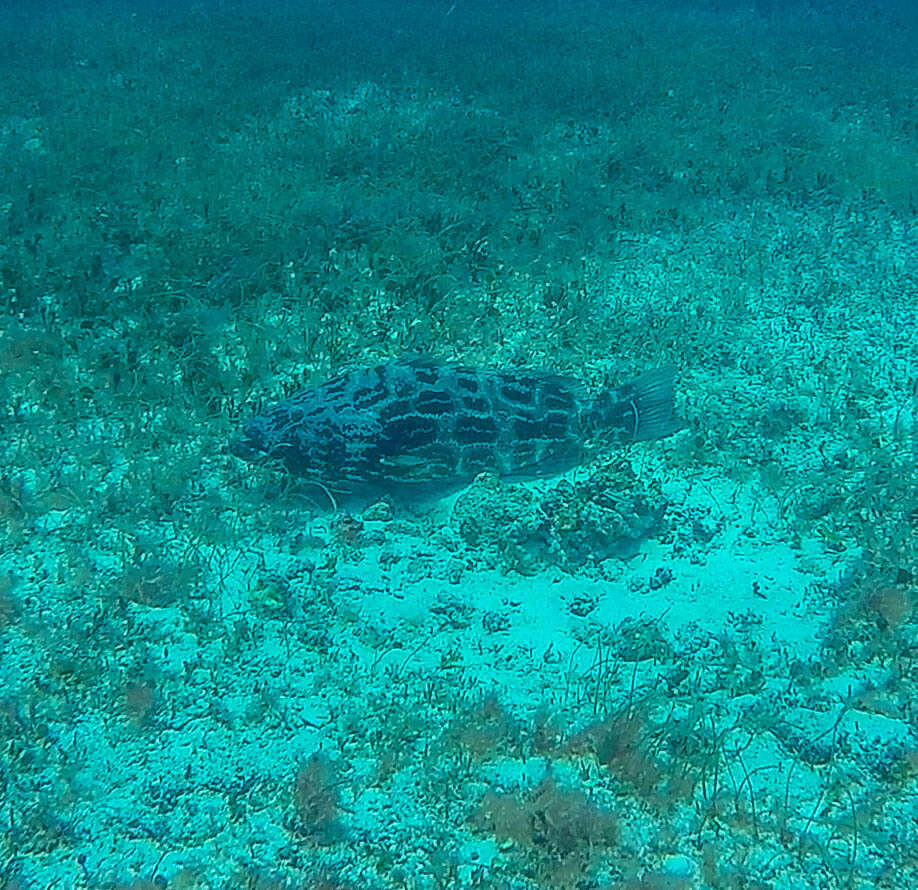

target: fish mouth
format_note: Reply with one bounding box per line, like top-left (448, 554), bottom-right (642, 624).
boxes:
top-left (228, 436), bottom-right (268, 462)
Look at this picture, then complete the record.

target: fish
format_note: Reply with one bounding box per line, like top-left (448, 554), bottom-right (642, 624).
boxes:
top-left (230, 358), bottom-right (683, 500)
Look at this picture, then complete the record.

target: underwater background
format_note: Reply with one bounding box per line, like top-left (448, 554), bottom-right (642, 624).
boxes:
top-left (1, 0), bottom-right (916, 888)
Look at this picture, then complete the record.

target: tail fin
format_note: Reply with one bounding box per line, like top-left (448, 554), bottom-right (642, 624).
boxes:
top-left (620, 366), bottom-right (684, 442)
top-left (587, 366), bottom-right (684, 443)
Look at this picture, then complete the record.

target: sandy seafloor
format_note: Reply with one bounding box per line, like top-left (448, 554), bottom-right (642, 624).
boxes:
top-left (0, 1), bottom-right (917, 889)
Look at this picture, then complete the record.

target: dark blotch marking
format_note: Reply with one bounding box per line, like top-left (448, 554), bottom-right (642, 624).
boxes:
top-left (543, 411), bottom-right (570, 440)
top-left (514, 415), bottom-right (547, 439)
top-left (500, 381), bottom-right (536, 405)
top-left (454, 414), bottom-right (499, 445)
top-left (544, 389), bottom-right (575, 411)
top-left (456, 374), bottom-right (479, 393)
top-left (461, 395), bottom-right (490, 414)
top-left (325, 374), bottom-right (349, 396)
top-left (459, 446), bottom-right (497, 474)
top-left (412, 364), bottom-right (441, 385)
top-left (379, 414), bottom-right (438, 452)
top-left (415, 389), bottom-right (455, 415)
top-left (352, 385), bottom-right (388, 409)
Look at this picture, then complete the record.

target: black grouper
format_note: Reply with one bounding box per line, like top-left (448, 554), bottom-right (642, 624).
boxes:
top-left (230, 358), bottom-right (683, 499)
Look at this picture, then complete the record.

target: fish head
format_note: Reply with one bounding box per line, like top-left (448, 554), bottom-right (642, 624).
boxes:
top-left (229, 411), bottom-right (292, 464)
top-left (228, 424), bottom-right (269, 462)
top-left (230, 400), bottom-right (337, 479)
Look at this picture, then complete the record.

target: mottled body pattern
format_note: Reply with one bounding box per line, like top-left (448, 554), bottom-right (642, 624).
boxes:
top-left (232, 359), bottom-right (682, 497)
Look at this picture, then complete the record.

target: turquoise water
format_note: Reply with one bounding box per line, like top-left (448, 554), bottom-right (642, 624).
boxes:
top-left (0, 1), bottom-right (916, 888)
